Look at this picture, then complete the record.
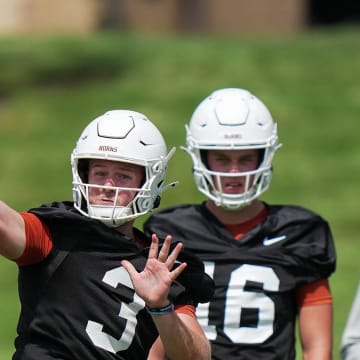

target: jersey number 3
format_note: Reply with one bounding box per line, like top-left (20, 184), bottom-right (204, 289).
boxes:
top-left (86, 267), bottom-right (144, 353)
top-left (197, 262), bottom-right (280, 344)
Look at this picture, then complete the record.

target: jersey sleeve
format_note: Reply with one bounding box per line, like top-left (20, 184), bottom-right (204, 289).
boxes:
top-left (280, 211), bottom-right (336, 282)
top-left (175, 304), bottom-right (196, 317)
top-left (296, 278), bottom-right (332, 307)
top-left (16, 212), bottom-right (53, 266)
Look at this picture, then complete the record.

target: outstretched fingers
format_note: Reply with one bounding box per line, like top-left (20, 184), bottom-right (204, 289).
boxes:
top-left (153, 234), bottom-right (188, 280)
top-left (157, 234), bottom-right (171, 263)
top-left (170, 259), bottom-right (187, 280)
top-left (149, 233), bottom-right (171, 263)
top-left (121, 259), bottom-right (137, 278)
top-left (148, 233), bottom-right (160, 260)
top-left (121, 234), bottom-right (188, 306)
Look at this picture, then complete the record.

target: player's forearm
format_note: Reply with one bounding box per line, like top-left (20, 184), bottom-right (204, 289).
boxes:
top-left (299, 303), bottom-right (333, 360)
top-left (301, 329), bottom-right (333, 360)
top-left (301, 333), bottom-right (333, 360)
top-left (151, 312), bottom-right (211, 360)
top-left (302, 348), bottom-right (332, 360)
top-left (0, 200), bottom-right (25, 260)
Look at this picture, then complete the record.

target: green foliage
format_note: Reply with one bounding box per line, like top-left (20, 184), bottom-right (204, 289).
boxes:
top-left (0, 26), bottom-right (359, 359)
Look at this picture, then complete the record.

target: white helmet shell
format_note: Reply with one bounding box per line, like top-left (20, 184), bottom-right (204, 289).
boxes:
top-left (71, 110), bottom-right (175, 227)
top-left (185, 88), bottom-right (281, 209)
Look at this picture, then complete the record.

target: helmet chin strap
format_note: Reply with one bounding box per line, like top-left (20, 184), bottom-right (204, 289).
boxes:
top-left (212, 191), bottom-right (254, 210)
top-left (88, 204), bottom-right (135, 228)
top-left (217, 200), bottom-right (252, 211)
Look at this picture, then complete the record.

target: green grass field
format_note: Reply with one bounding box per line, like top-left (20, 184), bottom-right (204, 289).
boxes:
top-left (0, 27), bottom-right (359, 359)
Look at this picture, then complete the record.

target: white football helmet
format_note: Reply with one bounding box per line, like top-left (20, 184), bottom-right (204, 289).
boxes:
top-left (71, 109), bottom-right (176, 227)
top-left (184, 88), bottom-right (281, 209)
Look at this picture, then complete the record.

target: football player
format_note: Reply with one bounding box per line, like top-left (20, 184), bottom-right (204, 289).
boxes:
top-left (144, 88), bottom-right (336, 359)
top-left (0, 110), bottom-right (213, 359)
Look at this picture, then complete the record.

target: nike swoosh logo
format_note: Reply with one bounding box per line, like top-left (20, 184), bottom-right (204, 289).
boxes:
top-left (263, 235), bottom-right (287, 246)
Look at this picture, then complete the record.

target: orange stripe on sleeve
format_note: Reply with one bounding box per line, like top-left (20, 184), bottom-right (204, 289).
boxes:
top-left (175, 304), bottom-right (196, 318)
top-left (296, 278), bottom-right (333, 307)
top-left (16, 212), bottom-right (53, 266)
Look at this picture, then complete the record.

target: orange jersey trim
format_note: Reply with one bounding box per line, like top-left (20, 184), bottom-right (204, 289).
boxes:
top-left (174, 304), bottom-right (196, 318)
top-left (297, 278), bottom-right (332, 307)
top-left (225, 207), bottom-right (268, 240)
top-left (16, 212), bottom-right (53, 266)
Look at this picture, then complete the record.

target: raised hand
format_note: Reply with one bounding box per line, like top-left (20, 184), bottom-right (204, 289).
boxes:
top-left (121, 234), bottom-right (187, 308)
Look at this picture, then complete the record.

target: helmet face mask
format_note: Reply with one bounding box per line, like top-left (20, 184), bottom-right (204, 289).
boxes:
top-left (184, 88), bottom-right (281, 210)
top-left (71, 110), bottom-right (175, 227)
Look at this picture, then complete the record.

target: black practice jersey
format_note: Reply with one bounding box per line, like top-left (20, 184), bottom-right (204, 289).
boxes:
top-left (144, 203), bottom-right (336, 360)
top-left (14, 201), bottom-right (213, 360)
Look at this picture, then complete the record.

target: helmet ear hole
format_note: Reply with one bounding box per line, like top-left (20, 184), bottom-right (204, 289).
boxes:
top-left (78, 159), bottom-right (89, 182)
top-left (200, 150), bottom-right (209, 169)
top-left (257, 149), bottom-right (265, 168)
